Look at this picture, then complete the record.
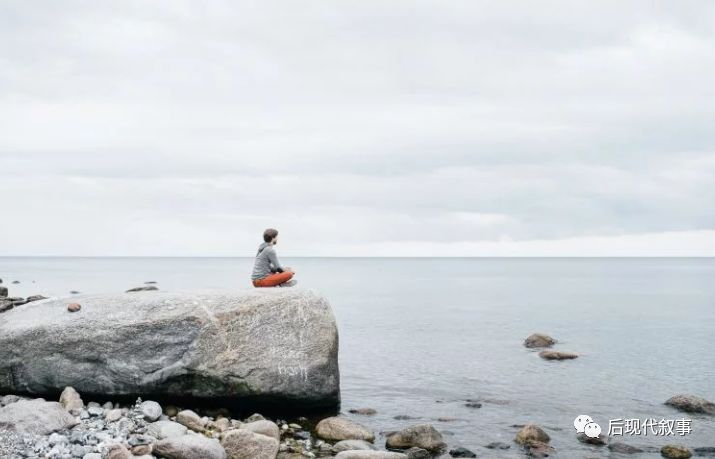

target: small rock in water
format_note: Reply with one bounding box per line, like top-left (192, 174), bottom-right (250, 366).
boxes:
top-left (577, 432), bottom-right (607, 445)
top-left (524, 333), bottom-right (557, 348)
top-left (538, 350), bottom-right (578, 360)
top-left (145, 281), bottom-right (158, 284)
top-left (67, 302), bottom-right (82, 312)
top-left (126, 285), bottom-right (159, 292)
top-left (525, 440), bottom-right (555, 457)
top-left (608, 442), bottom-right (643, 454)
top-left (349, 407), bottom-right (377, 416)
top-left (665, 394), bottom-right (715, 415)
top-left (661, 444), bottom-right (693, 458)
top-left (449, 446), bottom-right (477, 457)
top-left (0, 285), bottom-right (8, 297)
top-left (386, 424), bottom-right (446, 452)
top-left (485, 441), bottom-right (510, 449)
top-left (12, 280), bottom-right (20, 284)
top-left (464, 402), bottom-right (482, 408)
top-left (515, 424), bottom-right (550, 445)
top-left (70, 290), bottom-right (81, 294)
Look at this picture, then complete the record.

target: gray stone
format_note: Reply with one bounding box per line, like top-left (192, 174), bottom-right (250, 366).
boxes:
top-left (524, 333), bottom-right (556, 348)
top-left (405, 448), bottom-right (430, 459)
top-left (316, 416), bottom-right (374, 442)
top-left (385, 424), bottom-right (446, 452)
top-left (139, 400), bottom-right (163, 421)
top-left (0, 289), bottom-right (339, 410)
top-left (608, 442), bottom-right (643, 454)
top-left (241, 420), bottom-right (280, 441)
top-left (515, 424), bottom-right (550, 445)
top-left (105, 409), bottom-right (123, 422)
top-left (335, 452), bottom-right (407, 459)
top-left (147, 420), bottom-right (188, 439)
top-left (176, 409), bottom-right (205, 432)
top-left (577, 432), bottom-right (607, 445)
top-left (538, 350), bottom-right (578, 360)
top-left (59, 387), bottom-right (84, 415)
top-left (126, 285), bottom-right (159, 292)
top-left (333, 440), bottom-right (378, 453)
top-left (0, 285), bottom-right (8, 297)
top-left (221, 428), bottom-right (278, 459)
top-left (0, 399), bottom-right (78, 435)
top-left (665, 394), bottom-right (715, 415)
top-left (154, 434), bottom-right (226, 459)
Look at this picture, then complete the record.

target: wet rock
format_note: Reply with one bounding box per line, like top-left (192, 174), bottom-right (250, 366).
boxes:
top-left (661, 444), bottom-right (692, 458)
top-left (449, 446), bottom-right (477, 457)
top-left (126, 285), bottom-right (159, 292)
top-left (139, 400), bottom-right (163, 421)
top-left (485, 441), bottom-right (510, 449)
top-left (241, 420), bottom-right (280, 441)
top-left (221, 428), bottom-right (278, 459)
top-left (0, 299), bottom-right (13, 313)
top-left (693, 447), bottom-right (715, 455)
top-left (404, 447), bottom-right (430, 459)
top-left (26, 295), bottom-right (48, 303)
top-left (538, 350), bottom-right (578, 360)
top-left (155, 434), bottom-right (226, 459)
top-left (316, 416), bottom-right (374, 442)
top-left (608, 442), bottom-right (644, 454)
top-left (524, 440), bottom-right (555, 457)
top-left (524, 333), bottom-right (557, 348)
top-left (515, 424), bottom-right (550, 445)
top-left (176, 409), bottom-right (205, 432)
top-left (385, 424), bottom-right (446, 452)
top-left (349, 408), bottom-right (377, 416)
top-left (70, 290), bottom-right (81, 294)
top-left (332, 440), bottom-right (378, 453)
top-left (577, 432), bottom-right (607, 445)
top-left (0, 398), bottom-right (78, 435)
top-left (0, 290), bottom-right (340, 410)
top-left (12, 280), bottom-right (19, 284)
top-left (665, 394), bottom-right (715, 415)
top-left (335, 452), bottom-right (407, 459)
top-left (0, 285), bottom-right (8, 297)
top-left (464, 402), bottom-right (482, 409)
top-left (67, 302), bottom-right (81, 312)
top-left (147, 420), bottom-right (188, 439)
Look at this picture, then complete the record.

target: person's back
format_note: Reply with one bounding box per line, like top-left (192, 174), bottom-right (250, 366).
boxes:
top-left (251, 228), bottom-right (296, 287)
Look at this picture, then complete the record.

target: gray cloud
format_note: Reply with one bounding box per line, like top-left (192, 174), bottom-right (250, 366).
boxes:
top-left (1, 1), bottom-right (714, 255)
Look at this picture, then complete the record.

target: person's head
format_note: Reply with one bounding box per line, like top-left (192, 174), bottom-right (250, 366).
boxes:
top-left (263, 228), bottom-right (279, 244)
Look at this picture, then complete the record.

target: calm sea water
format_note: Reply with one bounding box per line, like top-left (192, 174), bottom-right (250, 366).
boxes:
top-left (1, 257), bottom-right (714, 457)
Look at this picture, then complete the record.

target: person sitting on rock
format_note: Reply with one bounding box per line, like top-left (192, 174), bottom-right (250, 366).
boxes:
top-left (251, 228), bottom-right (296, 287)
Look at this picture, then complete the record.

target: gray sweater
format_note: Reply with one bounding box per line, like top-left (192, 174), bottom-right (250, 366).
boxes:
top-left (251, 242), bottom-right (285, 280)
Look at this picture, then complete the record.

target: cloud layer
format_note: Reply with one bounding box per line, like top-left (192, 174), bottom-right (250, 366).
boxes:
top-left (1, 1), bottom-right (714, 256)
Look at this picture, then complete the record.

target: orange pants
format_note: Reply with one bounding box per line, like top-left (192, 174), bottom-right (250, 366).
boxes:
top-left (253, 271), bottom-right (294, 287)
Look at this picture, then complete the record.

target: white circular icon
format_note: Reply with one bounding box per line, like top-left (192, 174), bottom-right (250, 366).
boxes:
top-left (573, 414), bottom-right (593, 433)
top-left (583, 421), bottom-right (602, 438)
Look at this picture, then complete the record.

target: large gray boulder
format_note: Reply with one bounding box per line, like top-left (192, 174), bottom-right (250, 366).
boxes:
top-left (0, 399), bottom-right (78, 435)
top-left (0, 289), bottom-right (340, 410)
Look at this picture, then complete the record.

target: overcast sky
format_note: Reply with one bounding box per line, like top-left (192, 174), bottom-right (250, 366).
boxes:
top-left (1, 1), bottom-right (714, 256)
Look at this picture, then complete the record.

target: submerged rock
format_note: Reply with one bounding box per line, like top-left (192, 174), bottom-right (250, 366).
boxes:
top-left (665, 394), bottom-right (715, 415)
top-left (385, 424), bottom-right (446, 452)
top-left (608, 442), bottom-right (643, 454)
top-left (577, 432), bottom-right (607, 445)
top-left (524, 333), bottom-right (556, 348)
top-left (449, 446), bottom-right (477, 457)
top-left (0, 289), bottom-right (340, 411)
top-left (126, 285), bottom-right (159, 292)
top-left (538, 350), bottom-right (578, 360)
top-left (349, 407), bottom-right (377, 416)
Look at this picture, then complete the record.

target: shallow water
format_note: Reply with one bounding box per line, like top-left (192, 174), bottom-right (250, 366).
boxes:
top-left (1, 257), bottom-right (714, 457)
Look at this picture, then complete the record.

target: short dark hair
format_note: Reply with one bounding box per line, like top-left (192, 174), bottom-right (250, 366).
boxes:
top-left (263, 228), bottom-right (279, 242)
